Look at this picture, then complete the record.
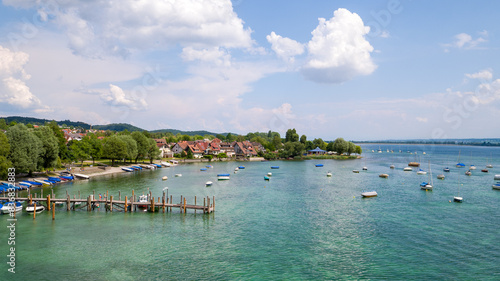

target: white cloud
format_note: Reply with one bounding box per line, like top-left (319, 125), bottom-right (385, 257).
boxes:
top-left (465, 69), bottom-right (493, 81)
top-left (416, 117), bottom-right (428, 123)
top-left (443, 31), bottom-right (488, 51)
top-left (0, 45), bottom-right (49, 111)
top-left (266, 32), bottom-right (304, 63)
top-left (4, 0), bottom-right (254, 58)
top-left (380, 31), bottom-right (390, 38)
top-left (100, 84), bottom-right (148, 111)
top-left (301, 8), bottom-right (377, 83)
top-left (181, 47), bottom-right (231, 66)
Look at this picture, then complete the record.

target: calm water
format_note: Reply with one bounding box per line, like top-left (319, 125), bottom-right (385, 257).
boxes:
top-left (2, 144), bottom-right (500, 280)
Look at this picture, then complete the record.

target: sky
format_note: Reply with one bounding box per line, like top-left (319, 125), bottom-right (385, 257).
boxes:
top-left (0, 0), bottom-right (499, 141)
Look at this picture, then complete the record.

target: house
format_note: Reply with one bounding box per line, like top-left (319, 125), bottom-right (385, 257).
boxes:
top-left (187, 144), bottom-right (204, 158)
top-left (234, 142), bottom-right (257, 157)
top-left (171, 141), bottom-right (194, 155)
top-left (155, 139), bottom-right (172, 158)
top-left (220, 142), bottom-right (235, 157)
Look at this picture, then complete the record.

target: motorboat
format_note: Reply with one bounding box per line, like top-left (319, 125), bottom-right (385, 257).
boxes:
top-left (264, 176), bottom-right (270, 181)
top-left (271, 166), bottom-right (279, 169)
top-left (352, 170), bottom-right (360, 173)
top-left (443, 167), bottom-right (450, 172)
top-left (417, 169), bottom-right (427, 175)
top-left (362, 167), bottom-right (368, 171)
top-left (315, 164), bottom-right (323, 167)
top-left (200, 168), bottom-right (207, 171)
top-left (217, 174), bottom-right (230, 180)
top-left (206, 181), bottom-right (213, 187)
top-left (267, 172), bottom-right (272, 176)
top-left (465, 170), bottom-right (471, 176)
top-left (390, 165), bottom-right (395, 169)
top-left (379, 174), bottom-right (389, 178)
top-left (403, 167), bottom-right (413, 171)
top-left (361, 191), bottom-right (378, 198)
top-left (492, 182), bottom-right (500, 190)
top-left (437, 174), bottom-right (445, 180)
top-left (1, 202), bottom-right (23, 214)
top-left (326, 172), bottom-right (332, 177)
top-left (74, 173), bottom-right (90, 179)
top-left (137, 195), bottom-right (149, 209)
top-left (121, 167), bottom-right (134, 172)
top-left (25, 203), bottom-right (45, 213)
top-left (162, 176), bottom-right (168, 181)
top-left (175, 174), bottom-right (182, 177)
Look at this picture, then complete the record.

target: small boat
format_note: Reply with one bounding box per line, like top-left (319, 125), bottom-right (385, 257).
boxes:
top-left (235, 167), bottom-right (239, 171)
top-left (25, 203), bottom-right (45, 213)
top-left (326, 172), bottom-right (332, 177)
top-left (482, 169), bottom-right (489, 173)
top-left (465, 170), bottom-right (471, 176)
top-left (456, 150), bottom-right (465, 168)
top-left (495, 175), bottom-right (500, 181)
top-left (137, 195), bottom-right (148, 209)
top-left (19, 182), bottom-right (32, 188)
top-left (206, 181), bottom-right (213, 187)
top-left (74, 173), bottom-right (90, 179)
top-left (353, 170), bottom-right (360, 173)
top-left (443, 167), bottom-right (450, 172)
top-left (417, 169), bottom-right (427, 175)
top-left (453, 173), bottom-right (463, 203)
top-left (170, 160), bottom-right (179, 165)
top-left (217, 174), bottom-right (230, 180)
top-left (420, 182), bottom-right (433, 190)
top-left (403, 167), bottom-right (413, 171)
top-left (238, 166), bottom-right (245, 169)
top-left (390, 165), bottom-right (395, 169)
top-left (267, 172), bottom-right (272, 176)
top-left (121, 167), bottom-right (134, 172)
top-left (315, 164), bottom-right (324, 167)
top-left (206, 165), bottom-right (213, 168)
top-left (1, 202), bottom-right (23, 214)
top-left (487, 164), bottom-right (493, 168)
top-left (48, 177), bottom-right (62, 182)
top-left (264, 176), bottom-right (270, 181)
top-left (161, 162), bottom-right (171, 167)
top-left (175, 174), bottom-right (182, 177)
top-left (362, 167), bottom-right (368, 171)
top-left (132, 166), bottom-right (143, 170)
top-left (437, 174), bottom-right (445, 180)
top-left (469, 165), bottom-right (476, 170)
top-left (162, 176), bottom-right (168, 181)
top-left (379, 174), bottom-right (389, 178)
top-left (377, 147), bottom-right (382, 153)
top-left (361, 191), bottom-right (378, 197)
top-left (34, 179), bottom-right (52, 186)
top-left (200, 168), bottom-right (207, 171)
top-left (24, 180), bottom-right (43, 186)
top-left (492, 182), bottom-right (500, 190)
top-left (151, 164), bottom-right (162, 168)
top-left (408, 162), bottom-right (420, 167)
top-left (271, 166), bottom-right (279, 169)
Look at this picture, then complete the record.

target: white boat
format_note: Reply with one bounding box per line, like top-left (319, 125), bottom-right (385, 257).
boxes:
top-left (421, 161), bottom-right (433, 190)
top-left (235, 167), bottom-right (239, 171)
top-left (74, 173), bottom-right (90, 179)
top-left (495, 175), bottom-right (500, 181)
top-left (161, 162), bottom-right (171, 167)
top-left (175, 174), bottom-right (182, 177)
top-left (267, 172), bottom-right (272, 176)
top-left (326, 172), bottom-right (332, 177)
top-left (379, 174), bottom-right (389, 178)
top-left (206, 181), bottom-right (213, 187)
top-left (454, 174), bottom-right (463, 203)
top-left (1, 202), bottom-right (22, 214)
top-left (417, 169), bottom-right (427, 175)
top-left (469, 165), bottom-right (476, 170)
top-left (361, 191), bottom-right (378, 197)
top-left (137, 195), bottom-right (148, 209)
top-left (34, 179), bottom-right (52, 186)
top-left (437, 174), bottom-right (445, 180)
top-left (465, 170), bottom-right (471, 176)
top-left (486, 153), bottom-right (493, 168)
top-left (217, 174), bottom-right (230, 180)
top-left (122, 167), bottom-right (134, 172)
top-left (403, 167), bottom-right (413, 171)
top-left (390, 165), bottom-right (395, 169)
top-left (25, 203), bottom-right (45, 213)
top-left (170, 160), bottom-right (179, 165)
top-left (362, 167), bottom-right (368, 171)
top-left (492, 182), bottom-right (500, 190)
top-left (162, 176), bottom-right (168, 181)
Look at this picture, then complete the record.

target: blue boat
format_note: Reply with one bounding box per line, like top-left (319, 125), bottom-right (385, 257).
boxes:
top-left (217, 174), bottom-right (230, 177)
top-left (238, 166), bottom-right (245, 169)
top-left (315, 164), bottom-right (324, 167)
top-left (60, 176), bottom-right (74, 180)
top-left (19, 182), bottom-right (32, 188)
top-left (200, 168), bottom-right (207, 171)
top-left (206, 165), bottom-right (213, 168)
top-left (44, 179), bottom-right (57, 184)
top-left (1, 183), bottom-right (22, 190)
top-left (152, 164), bottom-right (162, 168)
top-left (122, 167), bottom-right (134, 172)
top-left (132, 166), bottom-right (143, 170)
top-left (420, 182), bottom-right (429, 187)
top-left (271, 166), bottom-right (279, 169)
top-left (25, 181), bottom-right (43, 186)
top-left (443, 167), bottom-right (450, 172)
top-left (48, 177), bottom-right (62, 182)
top-left (493, 182), bottom-right (500, 190)
top-left (456, 163), bottom-right (465, 168)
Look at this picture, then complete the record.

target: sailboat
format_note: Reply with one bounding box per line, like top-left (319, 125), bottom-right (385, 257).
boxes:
top-left (454, 173), bottom-right (463, 203)
top-left (421, 161), bottom-right (433, 191)
top-left (456, 150), bottom-right (465, 168)
top-left (487, 153), bottom-right (493, 168)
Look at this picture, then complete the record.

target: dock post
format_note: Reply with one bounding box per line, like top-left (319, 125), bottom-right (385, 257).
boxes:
top-left (87, 195), bottom-right (91, 212)
top-left (204, 197), bottom-right (206, 214)
top-left (180, 195), bottom-right (183, 213)
top-left (106, 190), bottom-right (108, 202)
top-left (52, 203), bottom-right (55, 220)
top-left (110, 195), bottom-right (113, 212)
top-left (184, 197), bottom-right (186, 213)
top-left (207, 197), bottom-right (210, 214)
top-left (150, 199), bottom-right (155, 213)
top-left (78, 190), bottom-right (80, 199)
top-left (28, 188), bottom-right (30, 197)
top-left (119, 190), bottom-right (121, 201)
top-left (51, 188), bottom-right (54, 199)
top-left (33, 203), bottom-right (36, 220)
top-left (29, 194), bottom-right (32, 205)
top-left (213, 196), bottom-right (215, 213)
top-left (66, 190), bottom-right (68, 197)
top-left (170, 195), bottom-right (172, 212)
top-left (66, 195), bottom-right (70, 211)
top-left (73, 195), bottom-right (76, 210)
top-left (162, 196), bottom-right (165, 213)
top-left (47, 195), bottom-right (51, 211)
top-left (124, 196), bottom-right (128, 213)
top-left (195, 196), bottom-right (197, 214)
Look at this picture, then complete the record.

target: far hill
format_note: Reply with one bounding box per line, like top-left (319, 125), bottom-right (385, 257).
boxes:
top-left (2, 116), bottom-right (92, 129)
top-left (93, 123), bottom-right (144, 132)
top-left (150, 129), bottom-right (231, 137)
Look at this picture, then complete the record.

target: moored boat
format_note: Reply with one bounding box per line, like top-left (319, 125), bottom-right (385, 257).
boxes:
top-left (482, 169), bottom-right (489, 173)
top-left (443, 167), bottom-right (450, 172)
top-left (492, 182), bottom-right (500, 190)
top-left (122, 167), bottom-right (134, 172)
top-left (362, 167), bottom-right (368, 171)
top-left (390, 165), bottom-right (395, 169)
top-left (495, 175), bottom-right (500, 181)
top-left (352, 170), bottom-right (360, 173)
top-left (25, 203), bottom-right (45, 213)
top-left (417, 169), bottom-right (427, 175)
top-left (437, 174), bottom-right (445, 180)
top-left (465, 170), bottom-right (471, 176)
top-left (315, 164), bottom-right (323, 167)
top-left (175, 174), bottom-right (182, 177)
top-left (326, 172), bottom-right (332, 177)
top-left (403, 167), bottom-right (413, 171)
top-left (264, 176), bottom-right (270, 181)
top-left (361, 191), bottom-right (378, 198)
top-left (206, 181), bottom-right (213, 187)
top-left (74, 173), bottom-right (90, 179)
top-left (162, 176), bottom-right (168, 181)
top-left (137, 195), bottom-right (148, 209)
top-left (408, 162), bottom-right (420, 167)
top-left (200, 168), bottom-right (207, 171)
top-left (1, 202), bottom-right (22, 214)
top-left (271, 166), bottom-right (279, 169)
top-left (379, 174), bottom-right (389, 178)
top-left (217, 174), bottom-right (230, 180)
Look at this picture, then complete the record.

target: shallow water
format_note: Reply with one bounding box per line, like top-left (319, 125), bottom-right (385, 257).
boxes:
top-left (1, 144), bottom-right (500, 280)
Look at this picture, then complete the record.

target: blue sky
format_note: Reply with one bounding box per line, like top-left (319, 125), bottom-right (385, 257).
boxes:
top-left (0, 0), bottom-right (499, 141)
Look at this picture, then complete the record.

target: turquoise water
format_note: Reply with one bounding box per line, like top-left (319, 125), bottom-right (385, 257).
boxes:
top-left (2, 144), bottom-right (500, 280)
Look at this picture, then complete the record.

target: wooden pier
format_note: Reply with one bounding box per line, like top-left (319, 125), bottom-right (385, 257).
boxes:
top-left (0, 190), bottom-right (214, 215)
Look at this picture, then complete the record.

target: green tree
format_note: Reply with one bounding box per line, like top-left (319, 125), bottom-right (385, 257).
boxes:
top-left (203, 155), bottom-right (213, 161)
top-left (236, 135), bottom-right (245, 142)
top-left (312, 138), bottom-right (327, 150)
top-left (215, 134), bottom-right (226, 141)
top-left (46, 121), bottom-right (69, 160)
top-left (181, 134), bottom-right (191, 141)
top-left (0, 132), bottom-right (12, 180)
top-left (186, 149), bottom-right (194, 159)
top-left (226, 133), bottom-right (234, 142)
top-left (6, 124), bottom-right (42, 175)
top-left (272, 135), bottom-right (282, 149)
top-left (285, 128), bottom-right (299, 143)
top-left (34, 126), bottom-right (59, 169)
top-left (70, 139), bottom-right (90, 166)
top-left (131, 131), bottom-right (149, 163)
top-left (300, 135), bottom-right (307, 144)
top-left (283, 141), bottom-right (304, 157)
top-left (355, 145), bottom-right (362, 155)
top-left (103, 135), bottom-right (128, 166)
top-left (146, 138), bottom-right (161, 163)
top-left (118, 135), bottom-right (138, 162)
top-left (87, 135), bottom-right (103, 165)
top-left (217, 152), bottom-right (227, 159)
top-left (326, 141), bottom-right (334, 152)
top-left (333, 138), bottom-right (348, 155)
top-left (347, 142), bottom-right (356, 155)
top-left (0, 119), bottom-right (7, 130)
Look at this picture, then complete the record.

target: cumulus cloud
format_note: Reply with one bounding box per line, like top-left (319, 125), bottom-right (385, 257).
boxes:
top-left (4, 0), bottom-right (254, 58)
top-left (301, 8), bottom-right (377, 83)
top-left (266, 32), bottom-right (304, 63)
top-left (0, 45), bottom-right (49, 111)
top-left (100, 84), bottom-right (148, 111)
top-left (181, 47), bottom-right (231, 66)
top-left (465, 69), bottom-right (493, 81)
top-left (443, 31), bottom-right (488, 52)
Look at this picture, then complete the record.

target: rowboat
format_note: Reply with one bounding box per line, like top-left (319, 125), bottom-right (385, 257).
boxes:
top-left (361, 191), bottom-right (378, 198)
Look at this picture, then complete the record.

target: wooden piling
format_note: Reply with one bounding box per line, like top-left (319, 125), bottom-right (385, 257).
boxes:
top-left (207, 197), bottom-right (210, 213)
top-left (87, 195), bottom-right (91, 212)
top-left (52, 203), bottom-right (55, 220)
top-left (119, 190), bottom-right (121, 201)
top-left (67, 195), bottom-right (71, 211)
top-left (29, 194), bottom-right (32, 205)
top-left (162, 196), bottom-right (165, 213)
top-left (195, 196), bottom-right (197, 214)
top-left (47, 195), bottom-right (51, 211)
top-left (41, 189), bottom-right (43, 198)
top-left (150, 199), bottom-right (155, 213)
top-left (170, 195), bottom-right (172, 212)
top-left (124, 196), bottom-right (128, 213)
top-left (110, 195), bottom-right (113, 212)
top-left (180, 195), bottom-right (183, 213)
top-left (213, 196), bottom-right (215, 212)
top-left (184, 197), bottom-right (186, 213)
top-left (33, 203), bottom-right (36, 219)
top-left (204, 197), bottom-right (206, 214)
